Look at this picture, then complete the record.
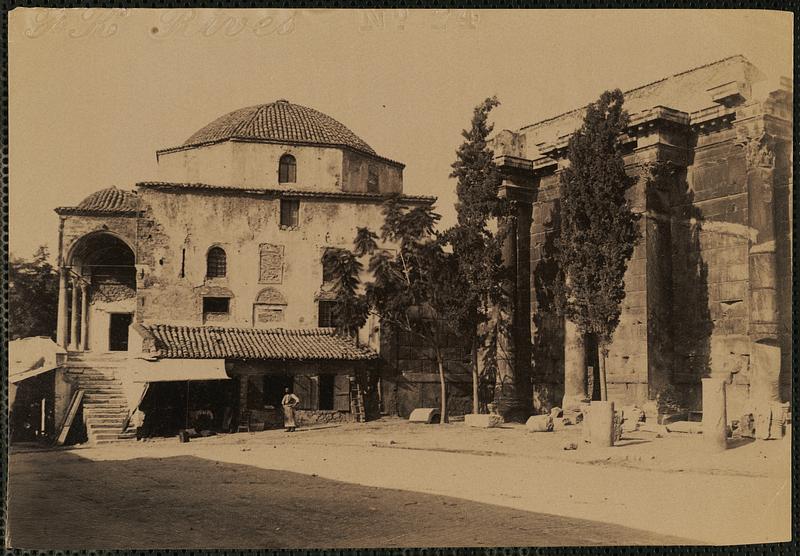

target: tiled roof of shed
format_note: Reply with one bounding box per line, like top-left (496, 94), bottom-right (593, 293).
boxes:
top-left (56, 186), bottom-right (141, 215)
top-left (173, 100), bottom-right (377, 156)
top-left (145, 324), bottom-right (378, 361)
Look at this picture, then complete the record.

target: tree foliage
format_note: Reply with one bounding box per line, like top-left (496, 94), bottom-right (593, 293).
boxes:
top-left (446, 96), bottom-right (511, 412)
top-left (325, 197), bottom-right (462, 421)
top-left (556, 89), bottom-right (640, 347)
top-left (9, 246), bottom-right (59, 340)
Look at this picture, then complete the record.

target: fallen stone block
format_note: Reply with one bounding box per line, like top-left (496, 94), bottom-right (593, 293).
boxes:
top-left (553, 416), bottom-right (574, 430)
top-left (639, 422), bottom-right (669, 435)
top-left (665, 420), bottom-right (702, 434)
top-left (464, 413), bottom-right (503, 428)
top-left (525, 414), bottom-right (553, 432)
top-left (562, 441), bottom-right (578, 450)
top-left (569, 411), bottom-right (584, 424)
top-left (409, 408), bottom-right (441, 424)
top-left (550, 406), bottom-right (564, 418)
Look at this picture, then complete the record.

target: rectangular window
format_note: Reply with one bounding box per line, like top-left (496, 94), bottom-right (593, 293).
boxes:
top-left (280, 199), bottom-right (300, 228)
top-left (367, 166), bottom-right (379, 193)
top-left (318, 300), bottom-right (337, 328)
top-left (203, 297), bottom-right (230, 314)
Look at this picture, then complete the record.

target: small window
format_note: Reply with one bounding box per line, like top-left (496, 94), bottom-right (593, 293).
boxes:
top-left (203, 297), bottom-right (230, 314)
top-left (318, 300), bottom-right (337, 328)
top-left (279, 154), bottom-right (297, 183)
top-left (206, 247), bottom-right (227, 278)
top-left (280, 199), bottom-right (300, 228)
top-left (367, 165), bottom-right (379, 193)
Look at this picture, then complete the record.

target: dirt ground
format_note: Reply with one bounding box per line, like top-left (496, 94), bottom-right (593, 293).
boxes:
top-left (7, 418), bottom-right (792, 549)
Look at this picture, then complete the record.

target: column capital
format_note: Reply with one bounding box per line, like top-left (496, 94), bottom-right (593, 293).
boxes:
top-left (734, 128), bottom-right (775, 170)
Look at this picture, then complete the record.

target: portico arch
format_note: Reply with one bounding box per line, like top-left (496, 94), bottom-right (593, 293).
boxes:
top-left (58, 232), bottom-right (137, 352)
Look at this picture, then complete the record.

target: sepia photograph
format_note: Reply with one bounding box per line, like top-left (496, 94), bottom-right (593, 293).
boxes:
top-left (5, 7), bottom-right (794, 549)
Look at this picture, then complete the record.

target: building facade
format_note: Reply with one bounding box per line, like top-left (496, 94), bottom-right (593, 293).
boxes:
top-left (491, 56), bottom-right (792, 421)
top-left (52, 100), bottom-right (434, 441)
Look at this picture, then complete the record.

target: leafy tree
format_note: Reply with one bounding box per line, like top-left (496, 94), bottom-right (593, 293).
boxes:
top-left (326, 199), bottom-right (462, 422)
top-left (9, 246), bottom-right (59, 340)
top-left (447, 96), bottom-right (511, 413)
top-left (555, 89), bottom-right (640, 400)
top-left (366, 198), bottom-right (463, 422)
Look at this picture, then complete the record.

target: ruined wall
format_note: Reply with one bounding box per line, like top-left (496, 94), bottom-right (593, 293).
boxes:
top-left (134, 187), bottom-right (392, 328)
top-left (522, 117), bottom-right (790, 417)
top-left (508, 59), bottom-right (792, 418)
top-left (672, 128), bottom-right (750, 414)
top-left (379, 325), bottom-right (473, 418)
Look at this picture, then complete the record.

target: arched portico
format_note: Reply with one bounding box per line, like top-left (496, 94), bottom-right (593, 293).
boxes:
top-left (57, 232), bottom-right (137, 352)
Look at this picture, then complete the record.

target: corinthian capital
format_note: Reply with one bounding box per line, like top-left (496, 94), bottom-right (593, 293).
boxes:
top-left (640, 159), bottom-right (679, 191)
top-left (736, 129), bottom-right (775, 169)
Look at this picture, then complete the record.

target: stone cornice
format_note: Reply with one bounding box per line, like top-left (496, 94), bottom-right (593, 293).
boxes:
top-left (54, 207), bottom-right (141, 217)
top-left (136, 181), bottom-right (436, 205)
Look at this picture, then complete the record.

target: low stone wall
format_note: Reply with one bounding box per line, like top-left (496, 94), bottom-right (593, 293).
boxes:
top-left (295, 409), bottom-right (351, 426)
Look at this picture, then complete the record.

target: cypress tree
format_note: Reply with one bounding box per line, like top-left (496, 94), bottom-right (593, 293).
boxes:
top-left (556, 89), bottom-right (640, 400)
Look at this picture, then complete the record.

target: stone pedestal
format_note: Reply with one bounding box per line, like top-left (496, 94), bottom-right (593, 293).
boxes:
top-left (701, 378), bottom-right (728, 452)
top-left (588, 401), bottom-right (615, 448)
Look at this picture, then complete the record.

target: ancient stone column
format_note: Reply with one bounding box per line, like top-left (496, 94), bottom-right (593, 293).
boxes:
top-left (701, 377), bottom-right (728, 452)
top-left (737, 128), bottom-right (782, 430)
top-left (494, 209), bottom-right (519, 420)
top-left (56, 268), bottom-right (69, 347)
top-left (69, 278), bottom-right (79, 351)
top-left (562, 318), bottom-right (588, 412)
top-left (79, 283), bottom-right (89, 351)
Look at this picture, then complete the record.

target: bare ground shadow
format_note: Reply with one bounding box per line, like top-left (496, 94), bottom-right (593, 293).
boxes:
top-left (8, 450), bottom-right (699, 549)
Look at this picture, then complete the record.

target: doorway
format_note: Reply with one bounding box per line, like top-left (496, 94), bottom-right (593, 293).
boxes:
top-left (318, 374), bottom-right (335, 410)
top-left (109, 313), bottom-right (133, 351)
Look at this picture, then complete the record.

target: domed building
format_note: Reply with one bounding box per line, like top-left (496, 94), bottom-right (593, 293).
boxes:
top-left (52, 101), bottom-right (435, 442)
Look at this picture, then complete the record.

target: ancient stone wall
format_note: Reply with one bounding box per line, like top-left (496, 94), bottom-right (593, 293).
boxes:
top-left (379, 327), bottom-right (473, 418)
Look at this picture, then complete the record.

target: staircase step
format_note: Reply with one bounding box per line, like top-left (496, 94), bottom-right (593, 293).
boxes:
top-left (91, 433), bottom-right (126, 442)
top-left (87, 422), bottom-right (127, 430)
top-left (86, 419), bottom-right (127, 427)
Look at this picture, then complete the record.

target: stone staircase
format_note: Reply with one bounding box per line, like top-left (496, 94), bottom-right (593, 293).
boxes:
top-left (63, 352), bottom-right (137, 444)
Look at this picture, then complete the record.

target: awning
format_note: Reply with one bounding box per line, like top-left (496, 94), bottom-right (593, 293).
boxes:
top-left (9, 337), bottom-right (63, 384)
top-left (131, 358), bottom-right (230, 383)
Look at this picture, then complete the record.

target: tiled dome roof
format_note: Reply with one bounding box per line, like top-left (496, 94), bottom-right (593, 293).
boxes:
top-left (77, 187), bottom-right (140, 212)
top-left (183, 100), bottom-right (377, 155)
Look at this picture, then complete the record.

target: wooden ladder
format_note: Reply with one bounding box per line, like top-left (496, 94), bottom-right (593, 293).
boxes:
top-left (349, 379), bottom-right (365, 423)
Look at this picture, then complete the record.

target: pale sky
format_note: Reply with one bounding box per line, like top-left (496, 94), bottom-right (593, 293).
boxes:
top-left (8, 8), bottom-right (792, 259)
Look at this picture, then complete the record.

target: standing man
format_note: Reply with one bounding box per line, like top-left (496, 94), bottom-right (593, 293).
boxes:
top-left (281, 388), bottom-right (300, 432)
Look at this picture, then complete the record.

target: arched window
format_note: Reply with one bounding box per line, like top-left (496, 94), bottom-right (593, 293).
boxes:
top-left (278, 154), bottom-right (297, 183)
top-left (206, 247), bottom-right (227, 278)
